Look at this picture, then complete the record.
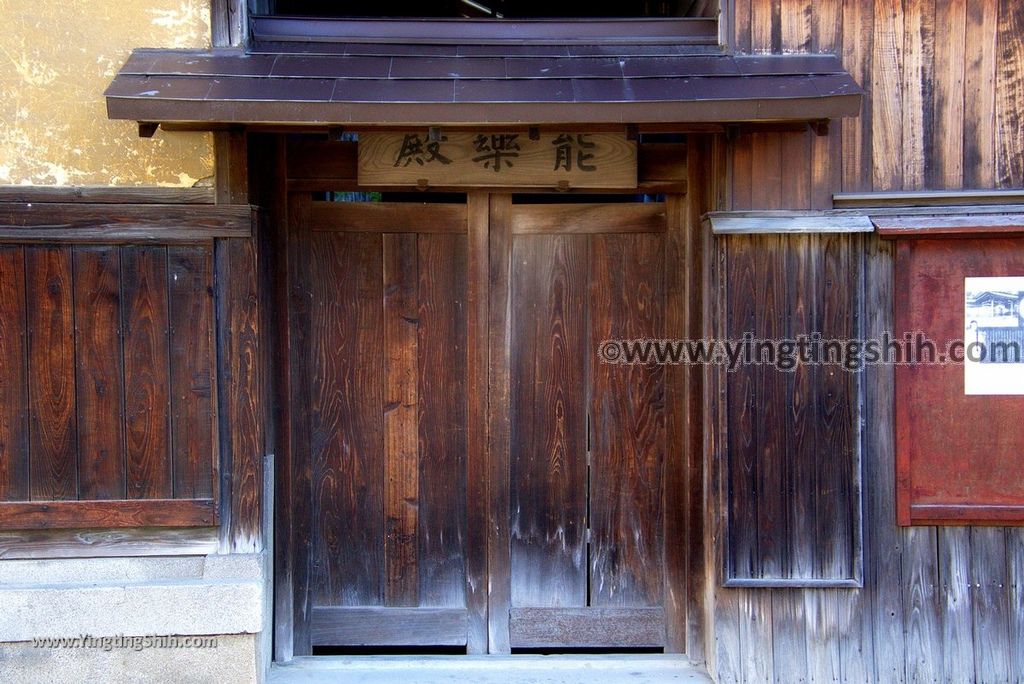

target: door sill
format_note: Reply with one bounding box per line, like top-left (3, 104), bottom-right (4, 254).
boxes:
top-left (270, 655), bottom-right (712, 683)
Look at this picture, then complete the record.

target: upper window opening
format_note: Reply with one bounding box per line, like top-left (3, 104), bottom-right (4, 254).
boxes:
top-left (267, 0), bottom-right (717, 19)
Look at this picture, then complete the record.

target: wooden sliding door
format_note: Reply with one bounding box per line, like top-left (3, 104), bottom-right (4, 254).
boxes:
top-left (281, 194), bottom-right (684, 654)
top-left (497, 200), bottom-right (682, 650)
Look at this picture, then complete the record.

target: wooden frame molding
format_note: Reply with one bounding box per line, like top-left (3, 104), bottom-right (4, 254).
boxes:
top-left (704, 210), bottom-right (875, 234)
top-left (0, 203), bottom-right (252, 243)
top-left (0, 499), bottom-right (216, 530)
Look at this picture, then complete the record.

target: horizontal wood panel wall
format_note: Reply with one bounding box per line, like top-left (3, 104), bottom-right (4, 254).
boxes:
top-left (707, 3), bottom-right (1024, 682)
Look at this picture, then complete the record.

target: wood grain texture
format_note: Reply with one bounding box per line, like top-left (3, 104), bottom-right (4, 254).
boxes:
top-left (510, 204), bottom-right (666, 235)
top-left (996, 0), bottom-right (1024, 188)
top-left (588, 233), bottom-right (665, 607)
top-left (931, 0), bottom-right (965, 189)
top-left (26, 247), bottom-right (78, 501)
top-left (0, 498), bottom-right (215, 530)
top-left (900, 0), bottom-right (934, 191)
top-left (217, 237), bottom-right (264, 552)
top-left (964, 0), bottom-right (998, 188)
top-left (937, 527), bottom-right (975, 682)
top-left (168, 247), bottom-right (215, 499)
top-left (382, 233), bottom-right (419, 608)
top-left (121, 246), bottom-right (172, 499)
top-left (464, 192), bottom-right (489, 653)
top-left (0, 248), bottom-right (28, 501)
top-left (416, 232), bottom-right (468, 608)
top-left (310, 202), bottom-right (467, 234)
top-left (73, 247), bottom-right (125, 501)
top-left (969, 528), bottom-right (1011, 682)
top-left (872, 0), bottom-right (904, 190)
top-left (0, 203), bottom-right (251, 242)
top-left (0, 186), bottom-right (214, 205)
top-left (309, 607), bottom-right (468, 647)
top-left (509, 233), bottom-right (588, 608)
top-left (509, 607), bottom-right (666, 648)
top-left (486, 193), bottom-right (513, 654)
top-left (0, 525), bottom-right (218, 559)
top-left (309, 231), bottom-right (384, 607)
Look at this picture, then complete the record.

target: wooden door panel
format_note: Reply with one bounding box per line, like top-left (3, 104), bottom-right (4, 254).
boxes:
top-left (416, 232), bottom-right (468, 608)
top-left (589, 233), bottom-right (666, 607)
top-left (509, 234), bottom-right (589, 609)
top-left (305, 213), bottom-right (469, 630)
top-left (309, 231), bottom-right (386, 607)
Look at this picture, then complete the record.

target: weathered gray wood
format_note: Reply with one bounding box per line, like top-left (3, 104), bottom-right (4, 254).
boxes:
top-left (863, 236), bottom-right (906, 684)
top-left (309, 607), bottom-right (468, 647)
top-left (705, 211), bottom-right (874, 234)
top-left (737, 591), bottom-right (773, 684)
top-left (508, 608), bottom-right (665, 649)
top-left (0, 526), bottom-right (218, 559)
top-left (770, 591), bottom-right (808, 684)
top-left (833, 188), bottom-right (1024, 207)
top-left (937, 527), bottom-right (975, 683)
top-left (1009, 529), bottom-right (1024, 683)
top-left (902, 527), bottom-right (942, 684)
top-left (970, 528), bottom-right (1011, 683)
top-left (805, 590), bottom-right (841, 684)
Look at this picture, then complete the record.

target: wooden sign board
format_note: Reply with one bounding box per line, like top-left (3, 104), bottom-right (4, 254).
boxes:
top-left (358, 131), bottom-right (637, 189)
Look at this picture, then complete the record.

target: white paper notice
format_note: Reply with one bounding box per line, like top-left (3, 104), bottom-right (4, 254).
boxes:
top-left (964, 276), bottom-right (1024, 395)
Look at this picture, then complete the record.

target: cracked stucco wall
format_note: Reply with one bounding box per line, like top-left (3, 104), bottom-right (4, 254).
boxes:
top-left (0, 0), bottom-right (214, 186)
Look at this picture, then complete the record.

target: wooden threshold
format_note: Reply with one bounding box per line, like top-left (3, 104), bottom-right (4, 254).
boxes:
top-left (508, 607), bottom-right (666, 649)
top-left (309, 608), bottom-right (469, 647)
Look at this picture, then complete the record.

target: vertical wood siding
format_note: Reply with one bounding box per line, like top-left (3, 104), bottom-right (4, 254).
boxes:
top-left (0, 244), bottom-right (217, 513)
top-left (711, 2), bottom-right (1024, 680)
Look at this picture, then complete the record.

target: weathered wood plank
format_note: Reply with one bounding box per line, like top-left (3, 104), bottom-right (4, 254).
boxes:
top-left (902, 527), bottom-right (941, 684)
top-left (931, 0), bottom-right (965, 189)
top-left (309, 607), bottom-right (467, 647)
top-left (770, 590), bottom-right (809, 684)
top-left (871, 0), bottom-right (904, 191)
top-left (0, 526), bottom-right (218, 559)
top-left (309, 202), bottom-right (467, 234)
top-left (509, 608), bottom-right (666, 649)
top-left (464, 192), bottom-right (489, 654)
top-left (168, 247), bottom-right (215, 499)
top-left (862, 236), bottom-right (906, 683)
top-left (0, 498), bottom-right (215, 530)
top-left (588, 233), bottom-right (665, 607)
top-left (937, 527), bottom-right (975, 683)
top-left (963, 0), bottom-right (998, 188)
top-left (970, 528), bottom-right (1011, 683)
top-left (0, 186), bottom-right (215, 205)
top-left (509, 233), bottom-right (588, 609)
top-left (308, 231), bottom-right (384, 606)
top-left (1008, 529), bottom-right (1024, 683)
top-left (416, 232), bottom-right (468, 608)
top-left (0, 248), bottom-right (28, 502)
top-left (900, 0), bottom-right (934, 190)
top-left (510, 203), bottom-right (666, 235)
top-left (995, 0), bottom-right (1024, 188)
top-left (0, 203), bottom-right (251, 242)
top-left (216, 237), bottom-right (264, 553)
top-left (26, 247), bottom-right (78, 501)
top-left (486, 193), bottom-right (513, 654)
top-left (382, 233), bottom-right (419, 608)
top-left (121, 246), bottom-right (172, 499)
top-left (67, 257), bottom-right (120, 514)
top-left (842, 0), bottom-right (874, 192)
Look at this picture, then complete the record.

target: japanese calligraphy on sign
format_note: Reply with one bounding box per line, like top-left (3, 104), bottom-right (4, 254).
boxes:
top-left (358, 131), bottom-right (637, 189)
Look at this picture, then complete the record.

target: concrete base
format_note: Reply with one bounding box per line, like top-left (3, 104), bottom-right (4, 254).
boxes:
top-left (0, 634), bottom-right (260, 684)
top-left (0, 553), bottom-right (266, 684)
top-left (270, 656), bottom-right (713, 684)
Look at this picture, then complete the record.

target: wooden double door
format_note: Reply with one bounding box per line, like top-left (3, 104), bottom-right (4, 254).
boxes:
top-left (281, 193), bottom-right (684, 654)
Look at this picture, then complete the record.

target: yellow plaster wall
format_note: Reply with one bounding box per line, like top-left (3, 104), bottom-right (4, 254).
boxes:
top-left (0, 0), bottom-right (214, 186)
